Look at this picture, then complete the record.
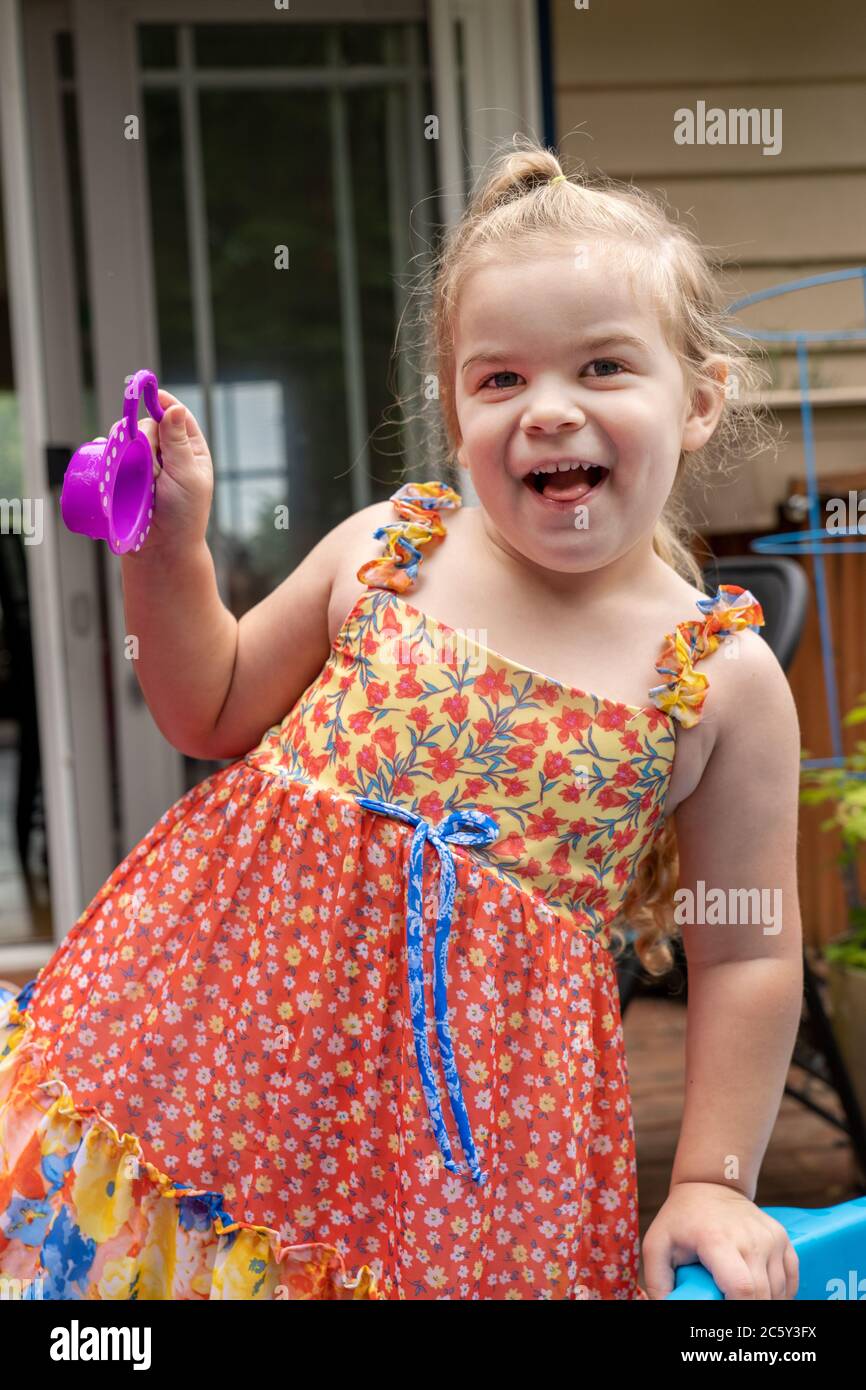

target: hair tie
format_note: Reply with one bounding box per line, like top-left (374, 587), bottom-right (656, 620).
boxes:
top-left (549, 173), bottom-right (567, 186)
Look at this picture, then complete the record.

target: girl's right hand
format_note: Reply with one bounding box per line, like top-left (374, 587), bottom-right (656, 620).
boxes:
top-left (136, 389), bottom-right (214, 555)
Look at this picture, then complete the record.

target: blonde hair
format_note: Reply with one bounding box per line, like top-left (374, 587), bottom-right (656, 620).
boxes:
top-left (383, 135), bottom-right (780, 977)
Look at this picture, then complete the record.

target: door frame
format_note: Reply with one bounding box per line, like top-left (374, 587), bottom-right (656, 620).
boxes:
top-left (431, 0), bottom-right (543, 224)
top-left (429, 0), bottom-right (543, 509)
top-left (0, 0), bottom-right (116, 967)
top-left (0, 0), bottom-right (543, 967)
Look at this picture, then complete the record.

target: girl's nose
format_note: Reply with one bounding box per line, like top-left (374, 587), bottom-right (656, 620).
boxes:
top-left (520, 391), bottom-right (586, 435)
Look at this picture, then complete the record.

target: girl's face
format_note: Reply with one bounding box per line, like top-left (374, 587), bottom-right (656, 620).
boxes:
top-left (452, 244), bottom-right (725, 581)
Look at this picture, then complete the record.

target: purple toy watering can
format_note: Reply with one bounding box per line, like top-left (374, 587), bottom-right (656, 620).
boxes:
top-left (60, 369), bottom-right (164, 555)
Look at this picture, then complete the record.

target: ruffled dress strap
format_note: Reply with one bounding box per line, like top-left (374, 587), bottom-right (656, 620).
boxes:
top-left (648, 583), bottom-right (766, 729)
top-left (356, 479), bottom-right (462, 593)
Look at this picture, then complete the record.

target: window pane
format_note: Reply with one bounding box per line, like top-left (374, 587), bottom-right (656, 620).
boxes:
top-left (194, 22), bottom-right (327, 68)
top-left (55, 30), bottom-right (74, 80)
top-left (347, 83), bottom-right (408, 497)
top-left (142, 90), bottom-right (195, 384)
top-left (60, 88), bottom-right (95, 425)
top-left (339, 25), bottom-right (384, 64)
top-left (0, 129), bottom-right (52, 941)
top-left (140, 20), bottom-right (440, 623)
top-left (198, 86), bottom-right (347, 582)
top-left (138, 24), bottom-right (177, 69)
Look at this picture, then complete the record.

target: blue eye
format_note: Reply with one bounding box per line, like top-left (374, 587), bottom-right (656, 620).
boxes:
top-left (481, 370), bottom-right (522, 389)
top-left (586, 359), bottom-right (624, 377)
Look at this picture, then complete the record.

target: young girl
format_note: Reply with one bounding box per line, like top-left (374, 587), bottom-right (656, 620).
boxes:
top-left (0, 141), bottom-right (803, 1302)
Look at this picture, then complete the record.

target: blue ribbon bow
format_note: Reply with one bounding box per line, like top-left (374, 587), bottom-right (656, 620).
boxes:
top-left (355, 796), bottom-right (501, 1186)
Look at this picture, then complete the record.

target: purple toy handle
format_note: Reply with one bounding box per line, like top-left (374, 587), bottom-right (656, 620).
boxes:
top-left (61, 368), bottom-right (165, 555)
top-left (124, 369), bottom-right (165, 436)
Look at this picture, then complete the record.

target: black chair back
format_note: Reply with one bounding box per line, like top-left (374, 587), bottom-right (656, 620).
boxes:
top-left (700, 554), bottom-right (809, 674)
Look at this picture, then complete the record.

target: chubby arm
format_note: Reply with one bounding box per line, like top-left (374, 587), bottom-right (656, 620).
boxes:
top-left (641, 631), bottom-right (804, 1299)
top-left (669, 629), bottom-right (804, 1195)
top-left (200, 501), bottom-right (392, 760)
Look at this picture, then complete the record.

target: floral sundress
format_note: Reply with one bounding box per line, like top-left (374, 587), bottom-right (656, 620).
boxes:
top-left (0, 480), bottom-right (764, 1300)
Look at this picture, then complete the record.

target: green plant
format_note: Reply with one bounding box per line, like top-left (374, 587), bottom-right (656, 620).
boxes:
top-left (800, 691), bottom-right (866, 971)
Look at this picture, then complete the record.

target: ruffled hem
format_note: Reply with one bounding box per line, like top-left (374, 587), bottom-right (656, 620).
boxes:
top-left (0, 989), bottom-right (382, 1300)
top-left (355, 480), bottom-right (461, 593)
top-left (648, 584), bottom-right (765, 728)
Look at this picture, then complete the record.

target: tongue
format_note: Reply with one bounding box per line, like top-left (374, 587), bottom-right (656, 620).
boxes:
top-left (540, 467), bottom-right (594, 502)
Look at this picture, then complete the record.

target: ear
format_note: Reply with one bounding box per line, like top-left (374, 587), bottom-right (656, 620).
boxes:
top-left (681, 356), bottom-right (728, 453)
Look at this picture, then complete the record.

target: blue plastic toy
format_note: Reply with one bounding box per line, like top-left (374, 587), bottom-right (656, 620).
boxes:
top-left (666, 1196), bottom-right (866, 1299)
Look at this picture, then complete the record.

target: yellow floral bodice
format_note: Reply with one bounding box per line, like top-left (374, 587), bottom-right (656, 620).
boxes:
top-left (246, 481), bottom-right (765, 941)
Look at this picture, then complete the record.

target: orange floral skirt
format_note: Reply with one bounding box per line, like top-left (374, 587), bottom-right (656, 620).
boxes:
top-left (0, 759), bottom-right (648, 1298)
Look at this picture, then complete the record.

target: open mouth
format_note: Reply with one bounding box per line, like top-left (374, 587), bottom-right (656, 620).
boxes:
top-left (524, 462), bottom-right (609, 504)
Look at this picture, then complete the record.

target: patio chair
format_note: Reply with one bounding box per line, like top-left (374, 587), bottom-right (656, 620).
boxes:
top-left (617, 553), bottom-right (866, 1184)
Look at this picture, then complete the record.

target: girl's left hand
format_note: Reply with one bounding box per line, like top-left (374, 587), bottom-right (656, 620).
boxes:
top-left (641, 1182), bottom-right (800, 1299)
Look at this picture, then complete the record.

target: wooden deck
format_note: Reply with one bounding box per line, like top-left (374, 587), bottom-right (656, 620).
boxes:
top-left (626, 993), bottom-right (864, 1240)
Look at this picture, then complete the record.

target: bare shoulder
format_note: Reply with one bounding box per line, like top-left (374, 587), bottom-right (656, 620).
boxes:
top-left (654, 571), bottom-right (710, 624)
top-left (647, 568), bottom-right (800, 814)
top-left (307, 497), bottom-right (396, 603)
top-left (326, 498), bottom-right (402, 643)
top-left (327, 496), bottom-right (396, 572)
top-left (326, 491), bottom-right (478, 630)
top-left (672, 622), bottom-right (803, 968)
top-left (711, 624), bottom-right (801, 745)
top-left (327, 497), bottom-right (396, 551)
top-left (660, 570), bottom-right (798, 727)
